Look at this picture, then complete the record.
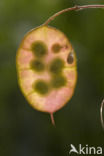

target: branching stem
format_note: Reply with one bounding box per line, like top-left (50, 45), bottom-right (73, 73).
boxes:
top-left (100, 99), bottom-right (104, 130)
top-left (44, 4), bottom-right (104, 25)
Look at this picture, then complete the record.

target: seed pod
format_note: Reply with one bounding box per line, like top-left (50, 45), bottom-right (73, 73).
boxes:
top-left (16, 25), bottom-right (77, 117)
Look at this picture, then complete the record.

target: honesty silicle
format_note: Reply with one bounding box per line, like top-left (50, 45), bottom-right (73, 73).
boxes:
top-left (16, 25), bottom-right (77, 119)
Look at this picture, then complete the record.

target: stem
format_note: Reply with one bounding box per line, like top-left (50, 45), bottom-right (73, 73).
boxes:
top-left (50, 113), bottom-right (55, 126)
top-left (44, 4), bottom-right (104, 25)
top-left (100, 99), bottom-right (104, 130)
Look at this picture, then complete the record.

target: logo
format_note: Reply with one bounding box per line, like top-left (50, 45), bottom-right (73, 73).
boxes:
top-left (69, 144), bottom-right (103, 155)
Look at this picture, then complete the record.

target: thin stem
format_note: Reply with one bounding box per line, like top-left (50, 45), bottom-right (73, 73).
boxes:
top-left (100, 99), bottom-right (104, 130)
top-left (43, 4), bottom-right (104, 25)
top-left (50, 113), bottom-right (55, 126)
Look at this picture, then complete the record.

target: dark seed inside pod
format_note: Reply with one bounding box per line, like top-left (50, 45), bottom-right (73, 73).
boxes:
top-left (49, 58), bottom-right (64, 74)
top-left (67, 52), bottom-right (74, 64)
top-left (52, 43), bottom-right (62, 53)
top-left (34, 80), bottom-right (49, 95)
top-left (30, 60), bottom-right (45, 72)
top-left (31, 41), bottom-right (47, 58)
top-left (51, 75), bottom-right (67, 88)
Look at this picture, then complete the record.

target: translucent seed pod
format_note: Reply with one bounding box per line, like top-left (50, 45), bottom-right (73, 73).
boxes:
top-left (16, 26), bottom-right (77, 124)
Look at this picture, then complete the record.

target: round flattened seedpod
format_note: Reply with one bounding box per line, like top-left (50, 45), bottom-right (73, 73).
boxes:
top-left (16, 25), bottom-right (77, 113)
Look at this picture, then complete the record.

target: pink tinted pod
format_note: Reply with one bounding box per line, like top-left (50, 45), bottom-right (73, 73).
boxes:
top-left (16, 26), bottom-right (77, 113)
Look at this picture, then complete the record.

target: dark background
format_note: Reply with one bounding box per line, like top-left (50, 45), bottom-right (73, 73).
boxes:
top-left (0, 0), bottom-right (104, 155)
